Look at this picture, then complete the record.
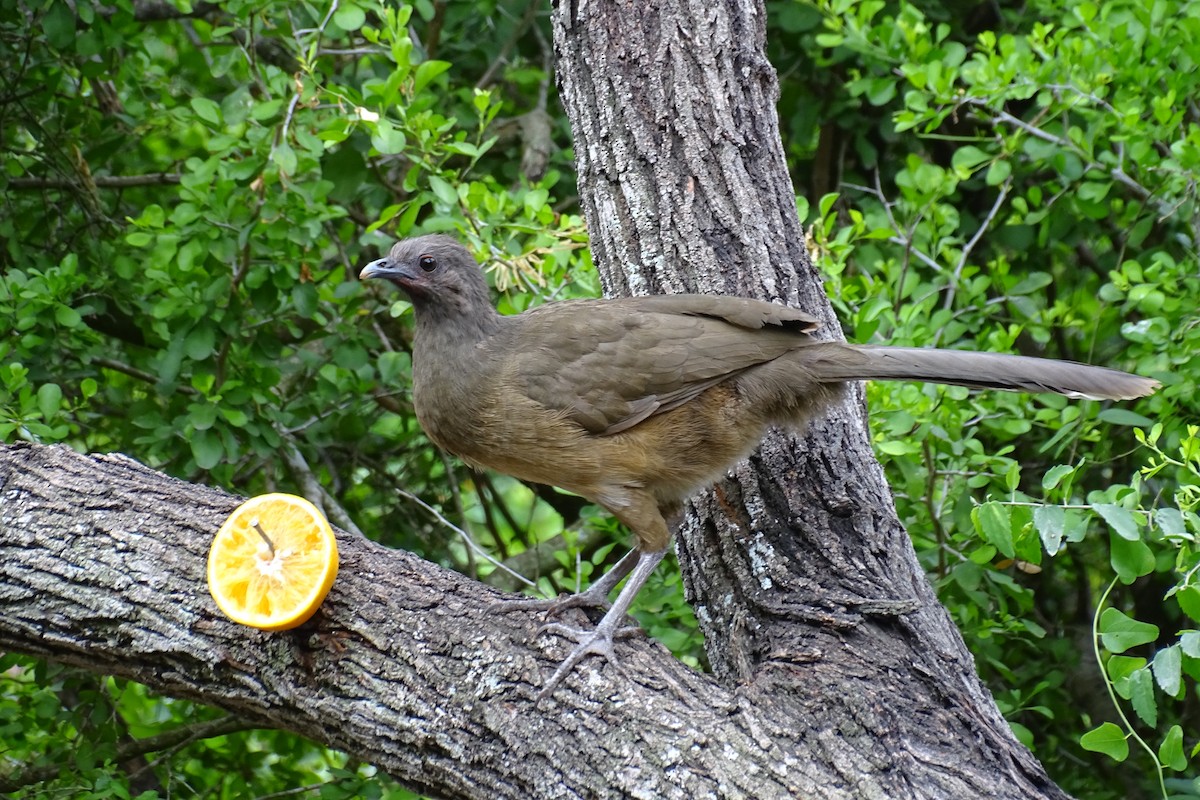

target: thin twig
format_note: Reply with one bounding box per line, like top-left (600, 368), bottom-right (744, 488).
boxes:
top-left (9, 173), bottom-right (181, 189)
top-left (91, 358), bottom-right (198, 395)
top-left (945, 181), bottom-right (1009, 306)
top-left (475, 0), bottom-right (541, 89)
top-left (884, 236), bottom-right (942, 273)
top-left (0, 715), bottom-right (255, 793)
top-left (973, 100), bottom-right (1168, 214)
top-left (279, 437), bottom-right (367, 539)
top-left (391, 483), bottom-right (537, 588)
top-left (255, 783), bottom-right (327, 800)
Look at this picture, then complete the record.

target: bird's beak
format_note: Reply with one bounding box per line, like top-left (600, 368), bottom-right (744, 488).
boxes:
top-left (359, 257), bottom-right (419, 284)
top-left (360, 255), bottom-right (428, 299)
top-left (359, 257), bottom-right (393, 281)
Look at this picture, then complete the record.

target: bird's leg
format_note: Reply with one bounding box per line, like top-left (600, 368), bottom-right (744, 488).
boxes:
top-left (490, 546), bottom-right (641, 617)
top-left (536, 548), bottom-right (666, 701)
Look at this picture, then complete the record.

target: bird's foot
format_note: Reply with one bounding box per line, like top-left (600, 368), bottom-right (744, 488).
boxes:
top-left (489, 547), bottom-right (642, 620)
top-left (488, 549), bottom-right (664, 702)
top-left (535, 618), bottom-right (643, 702)
top-left (489, 583), bottom-right (612, 619)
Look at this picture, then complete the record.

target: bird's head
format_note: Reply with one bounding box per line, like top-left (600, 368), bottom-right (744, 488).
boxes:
top-left (359, 235), bottom-right (494, 319)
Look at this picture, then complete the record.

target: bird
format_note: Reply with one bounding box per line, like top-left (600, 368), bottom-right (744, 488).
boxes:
top-left (359, 234), bottom-right (1159, 700)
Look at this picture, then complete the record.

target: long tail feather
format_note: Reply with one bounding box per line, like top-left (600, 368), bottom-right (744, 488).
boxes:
top-left (804, 344), bottom-right (1158, 401)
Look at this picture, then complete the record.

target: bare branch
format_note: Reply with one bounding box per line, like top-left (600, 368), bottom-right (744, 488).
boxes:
top-left (0, 714), bottom-right (255, 793)
top-left (0, 441), bottom-right (822, 800)
top-left (9, 173), bottom-right (181, 190)
top-left (91, 357), bottom-right (198, 394)
top-left (939, 180), bottom-right (1012, 324)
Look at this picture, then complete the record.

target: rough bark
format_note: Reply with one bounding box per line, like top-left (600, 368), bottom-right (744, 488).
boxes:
top-left (0, 441), bottom-right (984, 800)
top-left (552, 0), bottom-right (1070, 798)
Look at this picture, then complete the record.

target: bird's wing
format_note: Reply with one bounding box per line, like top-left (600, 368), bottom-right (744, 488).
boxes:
top-left (509, 295), bottom-right (822, 435)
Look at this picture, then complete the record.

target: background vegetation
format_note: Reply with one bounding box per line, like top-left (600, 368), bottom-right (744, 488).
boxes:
top-left (1, 0), bottom-right (1195, 797)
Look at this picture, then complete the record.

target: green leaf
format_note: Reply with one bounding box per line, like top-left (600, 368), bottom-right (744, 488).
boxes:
top-left (877, 440), bottom-right (919, 455)
top-left (377, 351), bottom-right (411, 383)
top-left (1012, 505), bottom-right (1041, 566)
top-left (55, 304), bottom-right (81, 328)
top-left (864, 77), bottom-right (895, 106)
top-left (1009, 272), bottom-right (1053, 296)
top-left (1123, 667), bottom-right (1157, 727)
top-left (1109, 533), bottom-right (1156, 583)
top-left (1151, 644), bottom-right (1182, 696)
top-left (413, 60), bottom-right (452, 94)
top-left (1176, 585), bottom-right (1200, 623)
top-left (1106, 654), bottom-right (1146, 683)
top-left (251, 98), bottom-right (284, 121)
top-left (795, 196), bottom-right (810, 223)
top-left (1004, 462), bottom-right (1020, 492)
top-left (190, 429), bottom-right (223, 470)
top-left (184, 324), bottom-right (215, 361)
top-left (1080, 722), bottom-right (1129, 762)
top-left (1062, 508), bottom-right (1089, 543)
top-left (524, 187), bottom-right (550, 215)
top-left (1181, 631), bottom-right (1200, 658)
top-left (219, 407), bottom-right (248, 427)
top-left (333, 3), bottom-right (366, 31)
top-left (1158, 725), bottom-right (1187, 771)
top-left (428, 175), bottom-right (458, 207)
top-left (1041, 464), bottom-right (1074, 491)
top-left (292, 283), bottom-right (318, 318)
top-left (1034, 505), bottom-right (1065, 556)
top-left (191, 97), bottom-right (222, 126)
top-left (1078, 180), bottom-right (1111, 202)
top-left (370, 119), bottom-right (407, 154)
top-left (1009, 720), bottom-right (1034, 749)
top-left (974, 501), bottom-right (1015, 558)
top-left (1099, 607), bottom-right (1159, 653)
top-left (36, 383), bottom-right (62, 420)
top-left (1097, 408), bottom-right (1155, 427)
top-left (985, 158), bottom-right (1011, 186)
top-left (139, 204), bottom-right (165, 227)
top-left (951, 145), bottom-right (989, 173)
top-left (43, 1), bottom-right (75, 49)
top-left (443, 141), bottom-right (481, 158)
top-left (1154, 507), bottom-right (1188, 538)
top-left (1094, 503), bottom-right (1140, 541)
top-left (188, 403), bottom-right (218, 431)
top-left (272, 143), bottom-right (297, 175)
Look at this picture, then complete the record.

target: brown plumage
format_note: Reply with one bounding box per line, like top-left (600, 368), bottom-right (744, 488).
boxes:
top-left (361, 234), bottom-right (1158, 699)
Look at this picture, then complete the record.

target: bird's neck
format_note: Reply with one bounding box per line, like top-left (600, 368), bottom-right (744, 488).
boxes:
top-left (408, 304), bottom-right (509, 454)
top-left (411, 302), bottom-right (505, 353)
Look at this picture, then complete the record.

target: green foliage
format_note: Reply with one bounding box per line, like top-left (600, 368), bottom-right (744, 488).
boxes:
top-left (0, 653), bottom-right (425, 798)
top-left (2, 0), bottom-right (1196, 796)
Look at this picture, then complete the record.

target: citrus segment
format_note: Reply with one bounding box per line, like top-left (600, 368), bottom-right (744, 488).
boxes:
top-left (207, 493), bottom-right (338, 631)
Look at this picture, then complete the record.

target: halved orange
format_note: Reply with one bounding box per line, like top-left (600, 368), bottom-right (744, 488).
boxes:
top-left (207, 493), bottom-right (339, 631)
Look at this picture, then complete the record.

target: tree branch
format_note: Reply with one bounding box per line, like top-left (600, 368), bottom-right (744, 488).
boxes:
top-left (91, 356), bottom-right (197, 394)
top-left (1, 441), bottom-right (892, 800)
top-left (0, 714), bottom-right (257, 793)
top-left (8, 173), bottom-right (181, 190)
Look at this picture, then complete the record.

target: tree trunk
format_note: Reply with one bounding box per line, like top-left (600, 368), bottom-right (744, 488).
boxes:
top-left (551, 0), bottom-right (1070, 798)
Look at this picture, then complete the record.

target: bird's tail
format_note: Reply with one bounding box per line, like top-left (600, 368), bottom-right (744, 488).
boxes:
top-left (803, 343), bottom-right (1158, 401)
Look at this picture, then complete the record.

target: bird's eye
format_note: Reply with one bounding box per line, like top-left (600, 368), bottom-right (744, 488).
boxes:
top-left (418, 254), bottom-right (437, 272)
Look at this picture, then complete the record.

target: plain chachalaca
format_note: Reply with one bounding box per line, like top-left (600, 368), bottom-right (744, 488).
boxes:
top-left (360, 235), bottom-right (1159, 699)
